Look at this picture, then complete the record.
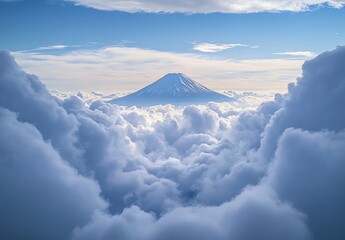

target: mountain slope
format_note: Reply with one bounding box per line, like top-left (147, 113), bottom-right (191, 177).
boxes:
top-left (110, 73), bottom-right (233, 106)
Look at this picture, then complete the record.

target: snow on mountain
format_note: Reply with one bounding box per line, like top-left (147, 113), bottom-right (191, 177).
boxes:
top-left (110, 73), bottom-right (233, 106)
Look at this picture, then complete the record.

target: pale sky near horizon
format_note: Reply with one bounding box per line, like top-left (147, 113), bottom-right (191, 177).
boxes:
top-left (1, 0), bottom-right (344, 93)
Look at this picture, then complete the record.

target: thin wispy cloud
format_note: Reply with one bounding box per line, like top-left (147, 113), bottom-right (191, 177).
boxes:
top-left (66, 0), bottom-right (345, 13)
top-left (193, 43), bottom-right (248, 53)
top-left (17, 45), bottom-right (71, 53)
top-left (274, 51), bottom-right (317, 58)
top-left (35, 45), bottom-right (69, 51)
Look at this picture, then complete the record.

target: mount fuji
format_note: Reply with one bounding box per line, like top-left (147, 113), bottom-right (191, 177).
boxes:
top-left (110, 73), bottom-right (233, 106)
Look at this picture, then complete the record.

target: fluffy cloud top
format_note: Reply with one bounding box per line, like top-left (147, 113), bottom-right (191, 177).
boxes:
top-left (1, 46), bottom-right (345, 240)
top-left (0, 51), bottom-right (107, 240)
top-left (66, 0), bottom-right (345, 13)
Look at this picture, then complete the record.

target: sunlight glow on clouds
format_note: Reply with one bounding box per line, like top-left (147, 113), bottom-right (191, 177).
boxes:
top-left (13, 46), bottom-right (303, 93)
top-left (66, 0), bottom-right (345, 13)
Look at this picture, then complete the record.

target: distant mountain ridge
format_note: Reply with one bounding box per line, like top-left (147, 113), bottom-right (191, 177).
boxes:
top-left (110, 73), bottom-right (233, 106)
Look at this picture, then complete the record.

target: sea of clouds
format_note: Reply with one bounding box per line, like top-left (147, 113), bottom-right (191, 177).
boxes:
top-left (1, 46), bottom-right (345, 240)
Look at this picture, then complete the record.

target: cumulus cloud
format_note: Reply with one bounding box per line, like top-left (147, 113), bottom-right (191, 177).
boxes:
top-left (0, 51), bottom-right (83, 170)
top-left (66, 0), bottom-right (345, 13)
top-left (259, 46), bottom-right (345, 160)
top-left (1, 46), bottom-right (345, 240)
top-left (72, 187), bottom-right (311, 240)
top-left (267, 128), bottom-right (345, 240)
top-left (0, 108), bottom-right (107, 240)
top-left (193, 43), bottom-right (248, 53)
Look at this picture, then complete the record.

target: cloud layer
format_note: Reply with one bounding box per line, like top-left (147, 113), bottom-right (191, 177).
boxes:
top-left (1, 46), bottom-right (345, 239)
top-left (66, 0), bottom-right (345, 13)
top-left (13, 46), bottom-right (303, 92)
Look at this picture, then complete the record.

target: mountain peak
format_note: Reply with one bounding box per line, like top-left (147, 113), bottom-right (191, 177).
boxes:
top-left (163, 73), bottom-right (191, 80)
top-left (142, 73), bottom-right (210, 96)
top-left (165, 72), bottom-right (183, 76)
top-left (110, 73), bottom-right (233, 106)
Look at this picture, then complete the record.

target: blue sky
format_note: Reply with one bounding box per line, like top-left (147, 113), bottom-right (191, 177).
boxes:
top-left (1, 0), bottom-right (344, 92)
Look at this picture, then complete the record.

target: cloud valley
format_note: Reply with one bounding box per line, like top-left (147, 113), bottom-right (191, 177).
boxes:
top-left (1, 46), bottom-right (345, 240)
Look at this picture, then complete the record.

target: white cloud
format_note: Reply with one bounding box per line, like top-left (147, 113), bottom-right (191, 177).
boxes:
top-left (17, 45), bottom-right (74, 53)
top-left (1, 46), bottom-right (345, 239)
top-left (66, 0), bottom-right (345, 13)
top-left (35, 45), bottom-right (69, 51)
top-left (274, 51), bottom-right (316, 58)
top-left (13, 46), bottom-right (303, 93)
top-left (193, 43), bottom-right (247, 53)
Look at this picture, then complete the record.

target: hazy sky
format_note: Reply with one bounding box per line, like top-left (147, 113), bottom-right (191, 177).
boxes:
top-left (1, 0), bottom-right (344, 92)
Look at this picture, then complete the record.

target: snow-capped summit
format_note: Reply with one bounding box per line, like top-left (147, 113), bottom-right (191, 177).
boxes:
top-left (135, 73), bottom-right (210, 96)
top-left (110, 73), bottom-right (233, 106)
